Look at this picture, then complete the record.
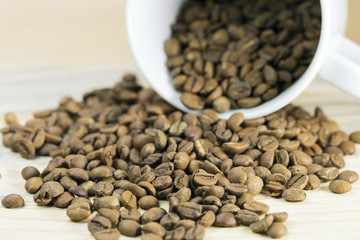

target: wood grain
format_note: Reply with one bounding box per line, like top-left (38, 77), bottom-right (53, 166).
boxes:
top-left (0, 68), bottom-right (360, 240)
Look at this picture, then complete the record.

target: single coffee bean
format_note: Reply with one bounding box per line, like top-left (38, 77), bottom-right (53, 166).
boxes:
top-left (93, 196), bottom-right (120, 210)
top-left (282, 188), bottom-right (306, 202)
top-left (349, 131), bottom-right (360, 143)
top-left (337, 170), bottom-right (359, 183)
top-left (142, 222), bottom-right (167, 238)
top-left (185, 225), bottom-right (206, 239)
top-left (21, 166), bottom-right (40, 180)
top-left (180, 93), bottom-right (205, 110)
top-left (16, 138), bottom-right (36, 159)
top-left (4, 112), bottom-right (17, 124)
top-left (54, 192), bottom-right (74, 208)
top-left (93, 229), bottom-right (121, 240)
top-left (25, 177), bottom-right (44, 194)
top-left (215, 212), bottom-right (237, 227)
top-left (250, 215), bottom-right (274, 233)
top-left (267, 222), bottom-right (288, 238)
top-left (317, 167), bottom-right (339, 181)
top-left (1, 194), bottom-right (25, 208)
top-left (120, 208), bottom-right (141, 222)
top-left (30, 128), bottom-right (46, 149)
top-left (97, 208), bottom-right (120, 227)
top-left (174, 219), bottom-right (195, 229)
top-left (243, 200), bottom-right (269, 215)
top-left (141, 207), bottom-right (167, 224)
top-left (138, 195), bottom-right (159, 210)
top-left (329, 180), bottom-right (352, 194)
top-left (118, 219), bottom-right (141, 237)
top-left (246, 176), bottom-right (264, 196)
top-left (236, 209), bottom-right (259, 226)
top-left (66, 202), bottom-right (91, 222)
top-left (198, 211), bottom-right (215, 227)
top-left (88, 216), bottom-right (112, 235)
top-left (304, 174), bottom-right (321, 190)
top-left (160, 213), bottom-right (181, 230)
top-left (266, 212), bottom-right (288, 223)
top-left (178, 202), bottom-right (202, 220)
top-left (227, 167), bottom-right (247, 184)
top-left (193, 169), bottom-right (217, 186)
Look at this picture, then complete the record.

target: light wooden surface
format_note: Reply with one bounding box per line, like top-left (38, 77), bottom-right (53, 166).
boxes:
top-left (0, 68), bottom-right (360, 240)
top-left (0, 0), bottom-right (359, 72)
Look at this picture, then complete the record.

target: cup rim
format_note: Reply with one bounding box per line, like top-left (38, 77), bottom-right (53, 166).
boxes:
top-left (126, 0), bottom-right (331, 119)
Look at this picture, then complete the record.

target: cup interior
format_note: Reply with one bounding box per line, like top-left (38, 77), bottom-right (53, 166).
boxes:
top-left (126, 0), bottom-right (327, 119)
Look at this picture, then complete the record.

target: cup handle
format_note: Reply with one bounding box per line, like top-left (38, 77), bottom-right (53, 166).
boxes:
top-left (318, 35), bottom-right (360, 97)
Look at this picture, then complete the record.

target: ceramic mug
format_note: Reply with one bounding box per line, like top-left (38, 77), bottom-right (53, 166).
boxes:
top-left (126, 0), bottom-right (360, 119)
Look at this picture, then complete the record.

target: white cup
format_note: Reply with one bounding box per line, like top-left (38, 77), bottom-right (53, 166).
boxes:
top-left (126, 0), bottom-right (360, 119)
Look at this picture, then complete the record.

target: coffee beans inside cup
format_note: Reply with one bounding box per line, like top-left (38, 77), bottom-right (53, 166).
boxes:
top-left (164, 0), bottom-right (321, 112)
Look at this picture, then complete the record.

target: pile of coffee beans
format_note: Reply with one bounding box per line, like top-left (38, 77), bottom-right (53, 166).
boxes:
top-left (1, 74), bottom-right (359, 239)
top-left (164, 0), bottom-right (321, 112)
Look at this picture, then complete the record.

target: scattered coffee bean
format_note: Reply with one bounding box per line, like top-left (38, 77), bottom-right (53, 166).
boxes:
top-left (1, 194), bottom-right (24, 208)
top-left (329, 180), bottom-right (352, 194)
top-left (4, 112), bottom-right (17, 124)
top-left (21, 166), bottom-right (40, 180)
top-left (267, 222), bottom-right (288, 238)
top-left (337, 170), bottom-right (359, 183)
top-left (66, 202), bottom-right (91, 222)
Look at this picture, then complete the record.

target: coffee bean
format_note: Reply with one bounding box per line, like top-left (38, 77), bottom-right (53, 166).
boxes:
top-left (66, 202), bottom-right (91, 221)
top-left (141, 207), bottom-right (167, 224)
top-left (267, 222), bottom-right (288, 238)
top-left (30, 128), bottom-right (46, 149)
top-left (317, 167), bottom-right (339, 181)
top-left (193, 169), bottom-right (217, 186)
top-left (21, 166), bottom-right (40, 180)
top-left (236, 209), bottom-right (259, 226)
top-left (138, 195), bottom-right (159, 210)
top-left (93, 229), bottom-right (121, 240)
top-left (266, 212), bottom-right (288, 223)
top-left (88, 216), bottom-right (112, 235)
top-left (329, 180), bottom-right (352, 194)
top-left (185, 224), bottom-right (206, 239)
top-left (97, 208), bottom-right (120, 227)
top-left (250, 215), bottom-right (274, 233)
top-left (243, 200), bottom-right (270, 215)
top-left (178, 202), bottom-right (202, 220)
top-left (246, 176), bottom-right (264, 196)
top-left (349, 131), bottom-right (360, 143)
top-left (337, 170), bottom-right (359, 183)
top-left (215, 212), bottom-right (237, 227)
top-left (198, 211), bottom-right (215, 227)
top-left (93, 196), bottom-right (120, 210)
top-left (117, 219), bottom-right (140, 237)
top-left (160, 213), bottom-right (181, 230)
top-left (4, 112), bottom-right (17, 124)
top-left (181, 93), bottom-right (205, 110)
top-left (142, 222), bottom-right (167, 238)
top-left (1, 194), bottom-right (24, 208)
top-left (304, 174), bottom-right (321, 190)
top-left (120, 208), bottom-right (141, 222)
top-left (16, 138), bottom-right (35, 159)
top-left (282, 188), bottom-right (306, 202)
top-left (54, 191), bottom-right (74, 208)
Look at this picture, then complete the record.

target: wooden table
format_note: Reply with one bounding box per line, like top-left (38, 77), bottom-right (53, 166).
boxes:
top-left (0, 67), bottom-right (360, 240)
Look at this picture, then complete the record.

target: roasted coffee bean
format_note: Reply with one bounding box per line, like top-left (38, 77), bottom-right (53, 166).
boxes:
top-left (337, 170), bottom-right (359, 183)
top-left (178, 202), bottom-right (202, 220)
top-left (243, 200), bottom-right (269, 215)
top-left (236, 209), bottom-right (259, 226)
top-left (193, 169), bottom-right (217, 186)
top-left (54, 192), bottom-right (74, 208)
top-left (97, 208), bottom-right (120, 227)
top-left (141, 207), bottom-right (167, 224)
top-left (93, 229), bottom-right (121, 240)
top-left (317, 167), bottom-right (339, 181)
top-left (267, 222), bottom-right (288, 238)
top-left (227, 167), bottom-right (247, 184)
top-left (287, 174), bottom-right (308, 189)
top-left (185, 224), bottom-right (206, 239)
top-left (198, 211), bottom-right (216, 227)
top-left (142, 222), bottom-right (167, 238)
top-left (16, 138), bottom-right (36, 159)
top-left (349, 131), bottom-right (360, 143)
top-left (1, 194), bottom-right (24, 208)
top-left (304, 174), bottom-right (321, 190)
top-left (246, 176), bottom-right (264, 196)
top-left (88, 216), bottom-right (112, 235)
top-left (93, 196), bottom-right (120, 210)
top-left (138, 195), bottom-right (159, 210)
top-left (282, 188), bottom-right (306, 202)
top-left (25, 177), bottom-right (43, 194)
top-left (250, 215), bottom-right (274, 233)
top-left (214, 212), bottom-right (237, 227)
top-left (329, 180), bottom-right (352, 194)
top-left (266, 212), bottom-right (288, 223)
top-left (21, 166), bottom-right (40, 180)
top-left (66, 202), bottom-right (91, 222)
top-left (120, 208), bottom-right (141, 222)
top-left (120, 190), bottom-right (137, 210)
top-left (4, 112), bottom-right (17, 124)
top-left (161, 213), bottom-right (181, 230)
top-left (118, 219), bottom-right (141, 237)
top-left (181, 93), bottom-right (205, 110)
